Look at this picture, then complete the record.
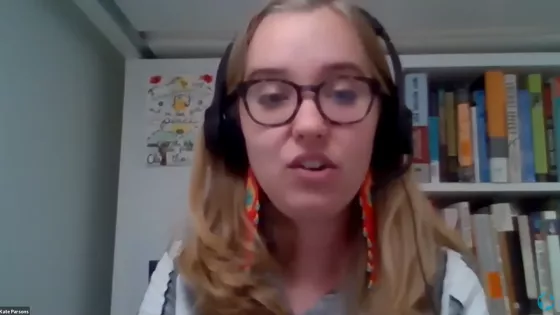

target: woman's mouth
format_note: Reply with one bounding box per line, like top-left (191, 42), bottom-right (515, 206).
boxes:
top-left (287, 153), bottom-right (337, 170)
top-left (299, 160), bottom-right (329, 171)
top-left (287, 153), bottom-right (338, 182)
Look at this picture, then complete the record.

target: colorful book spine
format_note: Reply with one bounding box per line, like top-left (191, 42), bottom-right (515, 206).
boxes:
top-left (542, 210), bottom-right (560, 313)
top-left (445, 92), bottom-right (458, 182)
top-left (473, 90), bottom-right (490, 182)
top-left (471, 100), bottom-right (480, 182)
top-left (505, 74), bottom-right (521, 182)
top-left (438, 89), bottom-right (448, 181)
top-left (405, 73), bottom-right (430, 183)
top-left (485, 71), bottom-right (508, 183)
top-left (428, 90), bottom-right (440, 182)
top-left (552, 77), bottom-right (560, 182)
top-left (516, 215), bottom-right (539, 300)
top-left (490, 203), bottom-right (516, 315)
top-left (543, 84), bottom-right (557, 181)
top-left (517, 90), bottom-right (536, 182)
top-left (472, 212), bottom-right (508, 315)
top-left (456, 201), bottom-right (473, 248)
top-left (457, 88), bottom-right (475, 182)
top-left (530, 212), bottom-right (553, 315)
top-left (528, 74), bottom-right (548, 182)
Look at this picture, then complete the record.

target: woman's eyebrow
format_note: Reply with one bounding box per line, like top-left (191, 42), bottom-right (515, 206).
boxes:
top-left (245, 67), bottom-right (288, 80)
top-left (245, 62), bottom-right (366, 80)
top-left (320, 62), bottom-right (365, 74)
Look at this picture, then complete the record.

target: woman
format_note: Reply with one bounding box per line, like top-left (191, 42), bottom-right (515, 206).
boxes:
top-left (139, 0), bottom-right (488, 314)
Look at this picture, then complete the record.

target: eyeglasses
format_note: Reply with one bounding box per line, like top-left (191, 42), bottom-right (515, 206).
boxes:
top-left (235, 76), bottom-right (382, 127)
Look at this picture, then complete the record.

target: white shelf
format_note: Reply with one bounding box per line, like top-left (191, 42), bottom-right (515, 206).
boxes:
top-left (381, 52), bottom-right (560, 83)
top-left (420, 182), bottom-right (560, 199)
top-left (400, 52), bottom-right (560, 70)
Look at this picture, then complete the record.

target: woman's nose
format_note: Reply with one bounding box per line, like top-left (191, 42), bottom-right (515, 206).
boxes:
top-left (291, 98), bottom-right (329, 142)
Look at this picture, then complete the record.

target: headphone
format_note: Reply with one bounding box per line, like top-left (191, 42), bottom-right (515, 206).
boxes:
top-left (203, 6), bottom-right (413, 185)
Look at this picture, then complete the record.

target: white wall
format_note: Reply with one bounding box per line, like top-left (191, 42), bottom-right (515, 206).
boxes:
top-left (0, 1), bottom-right (124, 314)
top-left (112, 58), bottom-right (218, 315)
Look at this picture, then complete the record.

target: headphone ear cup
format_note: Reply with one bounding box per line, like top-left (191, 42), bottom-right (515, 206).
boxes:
top-left (371, 93), bottom-right (412, 182)
top-left (397, 106), bottom-right (413, 156)
top-left (203, 97), bottom-right (223, 157)
top-left (371, 94), bottom-right (399, 172)
top-left (220, 109), bottom-right (249, 176)
top-left (203, 43), bottom-right (236, 162)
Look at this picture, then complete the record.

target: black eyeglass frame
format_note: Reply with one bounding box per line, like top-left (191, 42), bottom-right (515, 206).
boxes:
top-left (234, 76), bottom-right (383, 127)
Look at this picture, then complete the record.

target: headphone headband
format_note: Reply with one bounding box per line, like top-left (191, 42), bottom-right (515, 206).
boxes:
top-left (355, 8), bottom-right (404, 100)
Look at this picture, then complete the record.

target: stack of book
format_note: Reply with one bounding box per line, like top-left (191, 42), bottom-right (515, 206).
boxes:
top-left (405, 73), bottom-right (560, 184)
top-left (441, 200), bottom-right (560, 315)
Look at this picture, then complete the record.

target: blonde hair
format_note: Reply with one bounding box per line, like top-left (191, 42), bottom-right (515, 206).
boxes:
top-left (178, 1), bottom-right (469, 314)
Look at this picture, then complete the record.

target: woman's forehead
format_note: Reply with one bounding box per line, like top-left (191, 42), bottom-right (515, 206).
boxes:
top-left (244, 7), bottom-right (371, 80)
top-left (245, 62), bottom-right (367, 81)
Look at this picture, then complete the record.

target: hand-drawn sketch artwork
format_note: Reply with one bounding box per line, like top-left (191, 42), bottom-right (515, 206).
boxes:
top-left (146, 74), bottom-right (214, 167)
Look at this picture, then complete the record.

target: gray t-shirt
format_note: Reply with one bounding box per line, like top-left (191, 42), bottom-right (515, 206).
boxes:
top-left (162, 272), bottom-right (345, 315)
top-left (157, 250), bottom-right (459, 315)
top-left (139, 247), bottom-right (483, 315)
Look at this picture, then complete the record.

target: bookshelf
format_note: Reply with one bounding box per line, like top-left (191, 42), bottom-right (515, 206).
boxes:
top-left (407, 53), bottom-right (560, 315)
top-left (400, 52), bottom-right (560, 71)
top-left (398, 52), bottom-right (560, 83)
top-left (404, 52), bottom-right (560, 200)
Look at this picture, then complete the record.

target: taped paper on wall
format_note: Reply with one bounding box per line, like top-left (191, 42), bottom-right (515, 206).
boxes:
top-left (145, 74), bottom-right (214, 167)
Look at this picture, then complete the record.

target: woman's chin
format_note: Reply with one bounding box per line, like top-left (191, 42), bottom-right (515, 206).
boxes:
top-left (279, 196), bottom-right (348, 220)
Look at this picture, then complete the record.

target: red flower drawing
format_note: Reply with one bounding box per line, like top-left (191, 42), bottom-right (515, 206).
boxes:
top-left (149, 76), bottom-right (162, 84)
top-left (200, 74), bottom-right (213, 84)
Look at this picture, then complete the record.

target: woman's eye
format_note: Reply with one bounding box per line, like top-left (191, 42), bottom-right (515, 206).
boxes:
top-left (259, 93), bottom-right (289, 105)
top-left (332, 90), bottom-right (358, 103)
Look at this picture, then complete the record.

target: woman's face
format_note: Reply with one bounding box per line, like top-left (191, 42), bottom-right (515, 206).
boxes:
top-left (240, 7), bottom-right (380, 221)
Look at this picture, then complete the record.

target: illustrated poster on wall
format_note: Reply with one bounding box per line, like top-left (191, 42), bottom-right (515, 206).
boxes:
top-left (145, 74), bottom-right (214, 167)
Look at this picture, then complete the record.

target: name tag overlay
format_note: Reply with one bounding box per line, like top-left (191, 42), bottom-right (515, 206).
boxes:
top-left (0, 307), bottom-right (30, 314)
